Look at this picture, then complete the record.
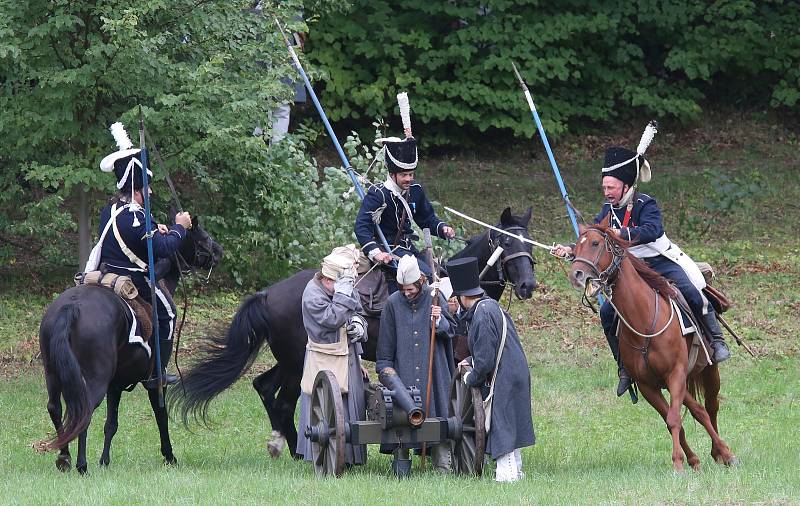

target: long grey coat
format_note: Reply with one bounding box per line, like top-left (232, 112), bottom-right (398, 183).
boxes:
top-left (376, 286), bottom-right (455, 424)
top-left (296, 276), bottom-right (367, 465)
top-left (463, 297), bottom-right (535, 458)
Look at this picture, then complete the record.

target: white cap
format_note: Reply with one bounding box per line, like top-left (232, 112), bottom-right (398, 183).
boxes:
top-left (396, 255), bottom-right (421, 285)
top-left (438, 277), bottom-right (453, 300)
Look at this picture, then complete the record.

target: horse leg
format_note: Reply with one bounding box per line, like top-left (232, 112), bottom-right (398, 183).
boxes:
top-left (148, 386), bottom-right (177, 466)
top-left (76, 429), bottom-right (89, 475)
top-left (275, 372), bottom-right (302, 459)
top-left (99, 386), bottom-right (122, 467)
top-left (637, 381), bottom-right (686, 472)
top-left (688, 367), bottom-right (738, 466)
top-left (253, 365), bottom-right (286, 458)
top-left (46, 374), bottom-right (71, 472)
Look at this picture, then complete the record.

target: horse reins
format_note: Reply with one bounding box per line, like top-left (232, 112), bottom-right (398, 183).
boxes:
top-left (574, 229), bottom-right (677, 364)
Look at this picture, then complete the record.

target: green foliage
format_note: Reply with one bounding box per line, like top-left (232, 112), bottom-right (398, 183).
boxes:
top-left (0, 0), bottom-right (355, 285)
top-left (307, 0), bottom-right (800, 144)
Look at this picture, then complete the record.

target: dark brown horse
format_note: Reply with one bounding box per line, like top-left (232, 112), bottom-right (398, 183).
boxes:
top-left (38, 217), bottom-right (222, 474)
top-left (569, 224), bottom-right (738, 472)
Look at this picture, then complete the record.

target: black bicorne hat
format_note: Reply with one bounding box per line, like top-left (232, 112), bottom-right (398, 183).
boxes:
top-left (446, 257), bottom-right (484, 297)
top-left (384, 137), bottom-right (418, 173)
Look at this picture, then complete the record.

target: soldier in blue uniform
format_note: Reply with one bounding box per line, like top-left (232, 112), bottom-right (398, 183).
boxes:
top-left (553, 130), bottom-right (730, 397)
top-left (85, 123), bottom-right (192, 388)
top-left (354, 135), bottom-right (455, 293)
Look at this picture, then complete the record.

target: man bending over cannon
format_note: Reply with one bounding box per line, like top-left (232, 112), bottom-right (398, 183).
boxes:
top-left (297, 245), bottom-right (369, 466)
top-left (376, 255), bottom-right (455, 472)
top-left (448, 257), bottom-right (535, 483)
top-left (552, 122), bottom-right (730, 399)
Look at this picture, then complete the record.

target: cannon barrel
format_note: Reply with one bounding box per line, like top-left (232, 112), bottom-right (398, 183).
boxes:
top-left (378, 368), bottom-right (425, 427)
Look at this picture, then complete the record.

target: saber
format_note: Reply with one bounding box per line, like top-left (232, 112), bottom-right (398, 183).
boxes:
top-left (144, 128), bottom-right (183, 212)
top-left (138, 106), bottom-right (164, 407)
top-left (444, 206), bottom-right (552, 250)
top-left (511, 62), bottom-right (580, 238)
top-left (273, 16), bottom-right (395, 266)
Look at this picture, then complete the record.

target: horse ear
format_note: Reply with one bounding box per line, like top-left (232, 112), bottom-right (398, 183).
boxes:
top-left (500, 207), bottom-right (512, 224)
top-left (169, 207), bottom-right (177, 221)
top-left (191, 215), bottom-right (198, 230)
top-left (522, 206), bottom-right (532, 224)
top-left (578, 223), bottom-right (588, 235)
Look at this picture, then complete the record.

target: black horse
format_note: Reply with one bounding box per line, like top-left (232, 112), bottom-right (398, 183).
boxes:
top-left (172, 207), bottom-right (536, 458)
top-left (38, 217), bottom-right (222, 474)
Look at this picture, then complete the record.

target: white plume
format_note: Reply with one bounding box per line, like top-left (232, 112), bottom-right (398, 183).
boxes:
top-left (636, 120), bottom-right (658, 155)
top-left (397, 92), bottom-right (412, 137)
top-left (109, 122), bottom-right (133, 151)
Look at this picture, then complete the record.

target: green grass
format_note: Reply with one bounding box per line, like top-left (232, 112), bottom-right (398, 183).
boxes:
top-left (2, 117), bottom-right (799, 504)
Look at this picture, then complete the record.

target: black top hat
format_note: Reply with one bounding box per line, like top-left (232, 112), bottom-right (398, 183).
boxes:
top-left (384, 137), bottom-right (418, 173)
top-left (446, 257), bottom-right (484, 297)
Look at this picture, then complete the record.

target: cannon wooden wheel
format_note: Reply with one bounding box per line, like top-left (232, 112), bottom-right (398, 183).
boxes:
top-left (449, 371), bottom-right (486, 476)
top-left (309, 370), bottom-right (346, 477)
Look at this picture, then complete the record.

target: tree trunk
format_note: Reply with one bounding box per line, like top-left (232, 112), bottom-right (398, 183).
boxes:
top-left (77, 184), bottom-right (90, 269)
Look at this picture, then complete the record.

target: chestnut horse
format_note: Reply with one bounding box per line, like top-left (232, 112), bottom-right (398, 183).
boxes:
top-left (569, 224), bottom-right (738, 472)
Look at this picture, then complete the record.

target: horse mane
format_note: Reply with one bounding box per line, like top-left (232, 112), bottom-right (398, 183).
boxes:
top-left (588, 225), bottom-right (675, 296)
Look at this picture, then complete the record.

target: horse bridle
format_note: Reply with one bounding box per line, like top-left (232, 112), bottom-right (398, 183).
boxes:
top-left (572, 228), bottom-right (676, 366)
top-left (572, 229), bottom-right (625, 299)
top-left (485, 226), bottom-right (536, 300)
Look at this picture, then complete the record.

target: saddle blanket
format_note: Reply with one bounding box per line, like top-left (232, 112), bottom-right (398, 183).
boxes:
top-left (124, 300), bottom-right (152, 358)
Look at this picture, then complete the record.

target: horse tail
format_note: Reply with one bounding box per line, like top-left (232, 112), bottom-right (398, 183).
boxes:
top-left (47, 304), bottom-right (91, 449)
top-left (171, 291), bottom-right (271, 426)
top-left (687, 371), bottom-right (705, 405)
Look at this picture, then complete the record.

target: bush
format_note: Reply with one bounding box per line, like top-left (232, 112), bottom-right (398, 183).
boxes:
top-left (307, 0), bottom-right (800, 144)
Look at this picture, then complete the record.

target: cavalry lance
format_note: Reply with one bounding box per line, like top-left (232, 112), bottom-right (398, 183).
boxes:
top-left (511, 62), bottom-right (580, 238)
top-left (273, 16), bottom-right (396, 266)
top-left (138, 106), bottom-right (165, 407)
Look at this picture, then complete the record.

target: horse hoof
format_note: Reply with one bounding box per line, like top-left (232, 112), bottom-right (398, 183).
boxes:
top-left (726, 456), bottom-right (740, 467)
top-left (267, 442), bottom-right (283, 459)
top-left (55, 455), bottom-right (71, 473)
top-left (77, 465), bottom-right (88, 475)
top-left (99, 457), bottom-right (110, 467)
top-left (164, 456), bottom-right (178, 466)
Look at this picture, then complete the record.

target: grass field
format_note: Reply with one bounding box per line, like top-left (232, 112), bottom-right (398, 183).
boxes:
top-left (1, 117), bottom-right (799, 505)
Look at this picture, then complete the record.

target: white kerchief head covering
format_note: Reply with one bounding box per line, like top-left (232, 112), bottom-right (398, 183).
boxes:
top-left (396, 254), bottom-right (422, 285)
top-left (439, 276), bottom-right (453, 300)
top-left (321, 244), bottom-right (359, 280)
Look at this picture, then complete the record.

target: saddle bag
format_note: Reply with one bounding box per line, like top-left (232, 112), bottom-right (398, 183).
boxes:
top-left (75, 271), bottom-right (138, 300)
top-left (356, 269), bottom-right (389, 317)
top-left (694, 262), bottom-right (732, 314)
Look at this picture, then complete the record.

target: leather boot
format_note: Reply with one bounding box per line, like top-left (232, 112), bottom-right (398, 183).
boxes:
top-left (142, 339), bottom-right (178, 389)
top-left (606, 331), bottom-right (632, 397)
top-left (704, 312), bottom-right (730, 363)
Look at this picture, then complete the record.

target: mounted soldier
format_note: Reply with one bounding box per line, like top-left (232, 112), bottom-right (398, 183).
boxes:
top-left (354, 93), bottom-right (455, 293)
top-left (552, 122), bottom-right (730, 398)
top-left (86, 122), bottom-right (192, 388)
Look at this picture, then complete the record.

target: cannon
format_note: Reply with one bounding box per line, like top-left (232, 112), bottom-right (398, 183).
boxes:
top-left (305, 367), bottom-right (485, 478)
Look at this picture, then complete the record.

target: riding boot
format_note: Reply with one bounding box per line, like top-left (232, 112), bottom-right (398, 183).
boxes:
top-left (606, 331), bottom-right (632, 397)
top-left (142, 339), bottom-right (177, 389)
top-left (704, 311), bottom-right (730, 363)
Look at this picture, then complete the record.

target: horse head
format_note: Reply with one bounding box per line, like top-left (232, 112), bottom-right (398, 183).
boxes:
top-left (569, 224), bottom-right (625, 296)
top-left (492, 206), bottom-right (537, 299)
top-left (179, 215), bottom-right (223, 272)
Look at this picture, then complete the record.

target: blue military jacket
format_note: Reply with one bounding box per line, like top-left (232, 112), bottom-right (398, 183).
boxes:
top-left (354, 182), bottom-right (447, 256)
top-left (98, 200), bottom-right (186, 277)
top-left (594, 192), bottom-right (664, 246)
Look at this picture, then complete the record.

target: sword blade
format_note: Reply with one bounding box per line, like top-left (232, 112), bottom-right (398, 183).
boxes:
top-left (443, 206), bottom-right (552, 250)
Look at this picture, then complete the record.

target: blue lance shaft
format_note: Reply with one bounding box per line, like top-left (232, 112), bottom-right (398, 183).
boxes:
top-left (511, 62), bottom-right (580, 238)
top-left (273, 17), bottom-right (396, 266)
top-left (138, 107), bottom-right (165, 407)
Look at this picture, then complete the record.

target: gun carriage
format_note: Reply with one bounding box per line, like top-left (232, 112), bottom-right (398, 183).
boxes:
top-left (305, 367), bottom-right (485, 477)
